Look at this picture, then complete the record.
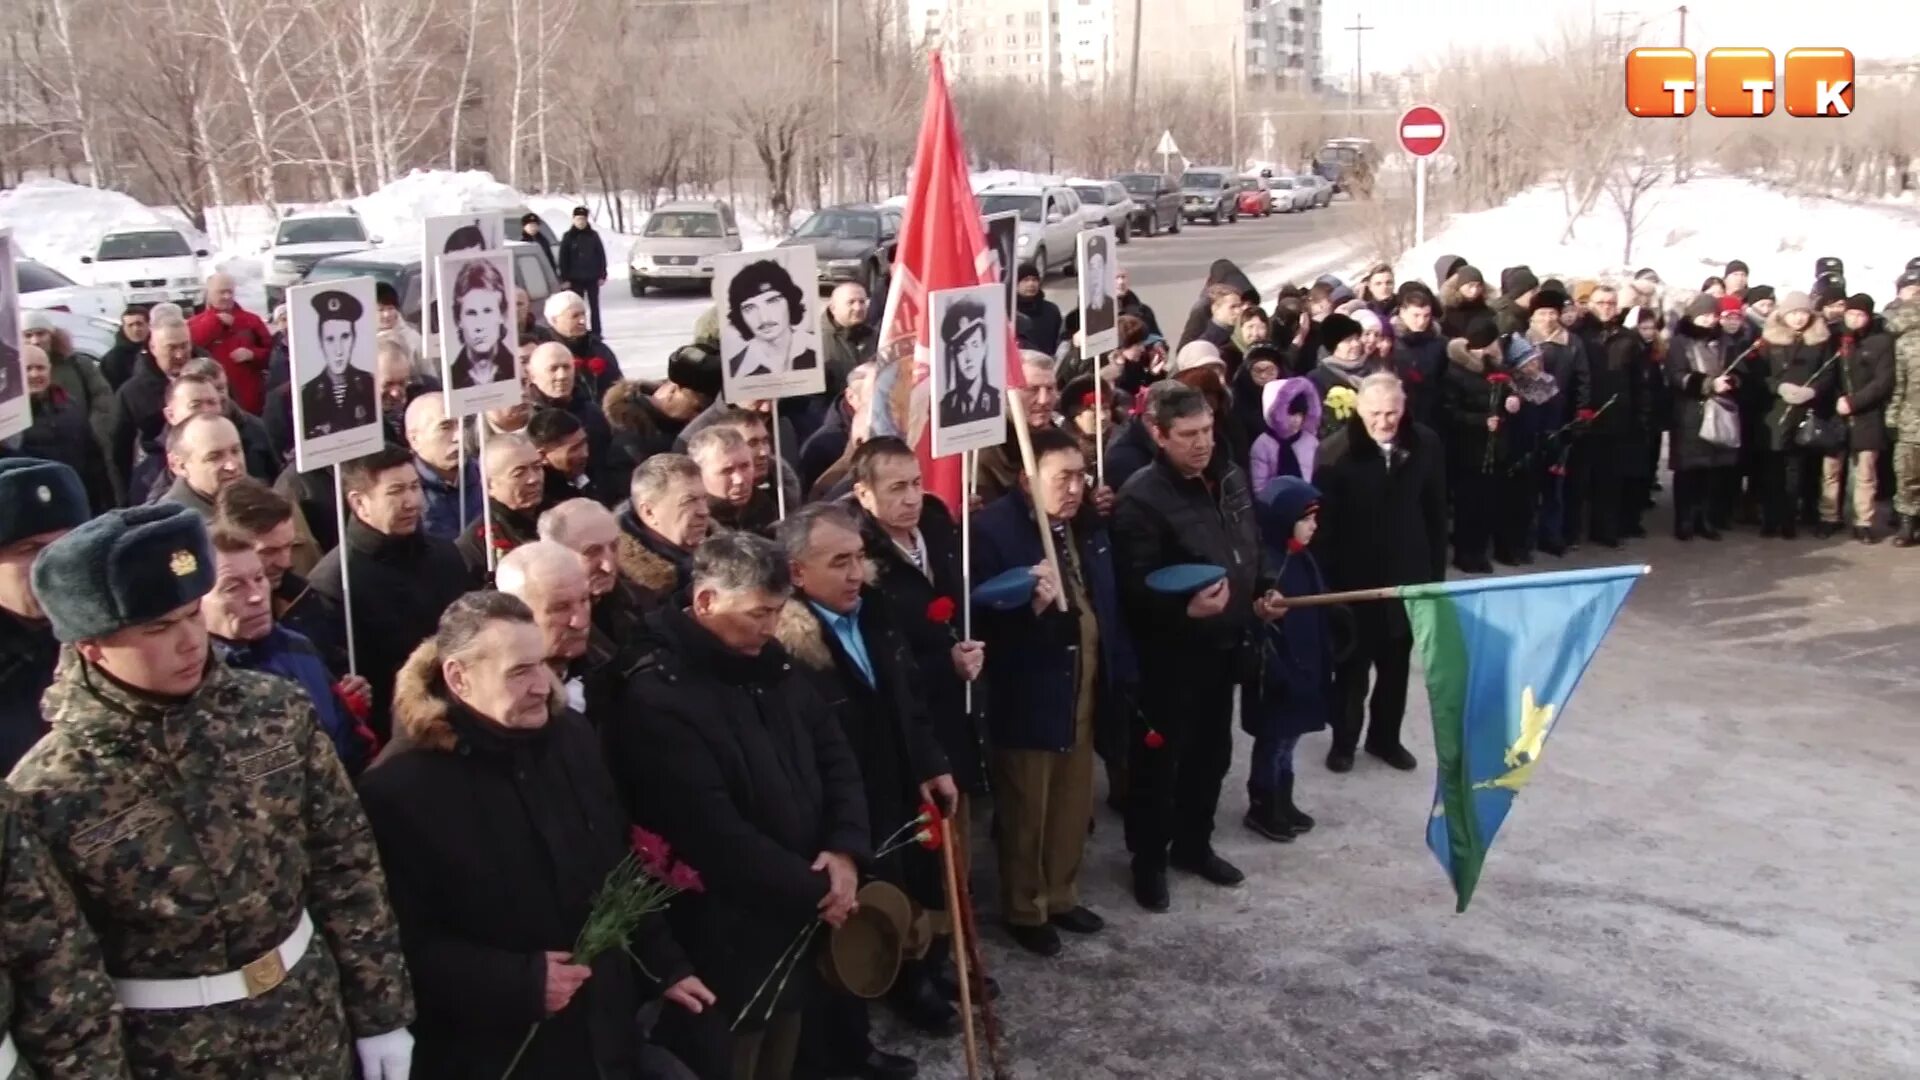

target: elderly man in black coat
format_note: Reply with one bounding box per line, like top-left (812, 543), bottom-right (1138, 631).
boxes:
top-left (606, 532), bottom-right (870, 1080)
top-left (361, 591), bottom-right (711, 1080)
top-left (775, 503), bottom-right (958, 1076)
top-left (1311, 373), bottom-right (1448, 773)
top-left (311, 445), bottom-right (476, 742)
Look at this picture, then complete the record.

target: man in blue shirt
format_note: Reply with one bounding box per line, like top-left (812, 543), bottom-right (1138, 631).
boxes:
top-left (403, 392), bottom-right (482, 540)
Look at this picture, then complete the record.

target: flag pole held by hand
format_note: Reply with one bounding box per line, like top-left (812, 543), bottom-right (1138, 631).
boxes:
top-left (1009, 389), bottom-right (1068, 613)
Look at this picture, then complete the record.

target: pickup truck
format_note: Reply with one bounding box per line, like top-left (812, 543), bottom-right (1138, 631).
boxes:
top-left (1179, 168), bottom-right (1239, 226)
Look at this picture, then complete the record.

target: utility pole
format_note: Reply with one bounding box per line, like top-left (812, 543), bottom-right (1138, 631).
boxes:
top-left (830, 0), bottom-right (844, 205)
top-left (1344, 13), bottom-right (1373, 124)
top-left (1127, 0), bottom-right (1143, 147)
top-left (1676, 4), bottom-right (1689, 183)
top-left (1228, 31), bottom-right (1240, 171)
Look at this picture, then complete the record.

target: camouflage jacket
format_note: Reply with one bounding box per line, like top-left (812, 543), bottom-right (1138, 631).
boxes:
top-left (0, 784), bottom-right (130, 1080)
top-left (1887, 300), bottom-right (1920, 440)
top-left (8, 653), bottom-right (414, 1079)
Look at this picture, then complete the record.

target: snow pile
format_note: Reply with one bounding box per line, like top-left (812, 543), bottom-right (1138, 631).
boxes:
top-left (1394, 172), bottom-right (1920, 298)
top-left (348, 170), bottom-right (529, 249)
top-left (0, 178), bottom-right (205, 279)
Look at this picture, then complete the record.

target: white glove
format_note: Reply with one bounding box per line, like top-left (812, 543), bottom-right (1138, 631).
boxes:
top-left (356, 1028), bottom-right (414, 1080)
top-left (1778, 382), bottom-right (1816, 406)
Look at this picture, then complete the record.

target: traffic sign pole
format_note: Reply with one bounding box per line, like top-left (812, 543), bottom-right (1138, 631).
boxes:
top-left (1396, 105), bottom-right (1447, 248)
top-left (1415, 156), bottom-right (1427, 246)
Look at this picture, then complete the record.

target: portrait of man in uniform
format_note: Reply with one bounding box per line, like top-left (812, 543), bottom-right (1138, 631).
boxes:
top-left (937, 296), bottom-right (1000, 428)
top-left (1078, 230), bottom-right (1117, 351)
top-left (300, 289), bottom-right (376, 441)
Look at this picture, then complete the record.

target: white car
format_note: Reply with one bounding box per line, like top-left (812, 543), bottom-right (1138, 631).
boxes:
top-left (262, 210), bottom-right (380, 308)
top-left (81, 227), bottom-right (208, 307)
top-left (1067, 180), bottom-right (1138, 243)
top-left (17, 258), bottom-right (122, 320)
top-left (1265, 175), bottom-right (1313, 213)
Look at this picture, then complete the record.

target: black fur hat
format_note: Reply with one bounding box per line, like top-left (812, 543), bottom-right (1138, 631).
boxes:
top-left (33, 504), bottom-right (215, 643)
top-left (0, 459), bottom-right (90, 549)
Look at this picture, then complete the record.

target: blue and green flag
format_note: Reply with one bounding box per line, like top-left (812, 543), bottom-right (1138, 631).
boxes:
top-left (1401, 566), bottom-right (1647, 912)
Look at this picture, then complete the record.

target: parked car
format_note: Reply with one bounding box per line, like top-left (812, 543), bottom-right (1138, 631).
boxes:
top-left (780, 204), bottom-right (901, 293)
top-left (1068, 180), bottom-right (1136, 244)
top-left (1114, 173), bottom-right (1183, 237)
top-left (977, 184), bottom-right (1086, 278)
top-left (1236, 177), bottom-right (1274, 218)
top-left (81, 226), bottom-right (208, 308)
top-left (262, 209), bottom-right (381, 310)
top-left (17, 259), bottom-right (121, 319)
top-left (1179, 169), bottom-right (1239, 226)
top-left (1299, 173), bottom-right (1335, 208)
top-left (303, 241), bottom-right (562, 343)
top-left (1265, 175), bottom-right (1309, 213)
top-left (627, 200), bottom-right (741, 296)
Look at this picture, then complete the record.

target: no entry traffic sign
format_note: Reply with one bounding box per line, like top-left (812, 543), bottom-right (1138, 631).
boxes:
top-left (1398, 105), bottom-right (1448, 157)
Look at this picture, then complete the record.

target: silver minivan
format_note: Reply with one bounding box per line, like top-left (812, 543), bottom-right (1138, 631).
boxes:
top-left (627, 200), bottom-right (742, 295)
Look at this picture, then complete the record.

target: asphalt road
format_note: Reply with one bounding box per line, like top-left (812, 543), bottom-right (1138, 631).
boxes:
top-left (599, 198), bottom-right (1374, 379)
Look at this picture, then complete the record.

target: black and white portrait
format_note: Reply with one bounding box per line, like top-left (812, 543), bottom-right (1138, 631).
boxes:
top-left (1077, 227), bottom-right (1119, 355)
top-left (985, 212), bottom-right (1020, 318)
top-left (712, 247), bottom-right (824, 401)
top-left (437, 248), bottom-right (523, 417)
top-left (422, 213), bottom-right (504, 335)
top-left (929, 283), bottom-right (1008, 458)
top-left (288, 277), bottom-right (383, 471)
top-left (0, 231), bottom-right (27, 441)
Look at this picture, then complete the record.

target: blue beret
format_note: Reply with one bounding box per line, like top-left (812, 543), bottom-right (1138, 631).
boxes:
top-left (0, 458), bottom-right (90, 548)
top-left (33, 504), bottom-right (215, 643)
top-left (970, 566), bottom-right (1036, 612)
top-left (1144, 563), bottom-right (1227, 597)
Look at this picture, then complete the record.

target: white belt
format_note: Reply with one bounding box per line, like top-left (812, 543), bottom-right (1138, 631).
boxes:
top-left (113, 911), bottom-right (314, 1010)
top-left (0, 1032), bottom-right (16, 1079)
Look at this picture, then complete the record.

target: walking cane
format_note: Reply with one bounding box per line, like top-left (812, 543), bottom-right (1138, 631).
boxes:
top-left (938, 814), bottom-right (983, 1080)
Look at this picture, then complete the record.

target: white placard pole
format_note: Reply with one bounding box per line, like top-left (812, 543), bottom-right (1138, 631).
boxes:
top-left (456, 424), bottom-right (469, 532)
top-left (961, 450), bottom-right (974, 714)
top-left (771, 401), bottom-right (787, 521)
top-left (333, 469), bottom-right (359, 676)
top-left (478, 421), bottom-right (498, 575)
top-left (1414, 156), bottom-right (1427, 247)
top-left (1093, 376), bottom-right (1106, 487)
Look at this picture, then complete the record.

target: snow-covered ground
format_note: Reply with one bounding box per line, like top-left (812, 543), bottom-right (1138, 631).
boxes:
top-left (1393, 171), bottom-right (1920, 300)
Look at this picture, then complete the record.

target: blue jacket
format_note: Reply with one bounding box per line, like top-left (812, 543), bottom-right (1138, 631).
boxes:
top-left (217, 625), bottom-right (370, 774)
top-left (1239, 479), bottom-right (1336, 740)
top-left (971, 491), bottom-right (1138, 757)
top-left (416, 455), bottom-right (484, 542)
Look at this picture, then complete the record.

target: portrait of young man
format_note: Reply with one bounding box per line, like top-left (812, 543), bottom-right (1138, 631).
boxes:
top-left (722, 256), bottom-right (818, 381)
top-left (299, 289), bottom-right (376, 440)
top-left (937, 296), bottom-right (1000, 428)
top-left (447, 257), bottom-right (515, 391)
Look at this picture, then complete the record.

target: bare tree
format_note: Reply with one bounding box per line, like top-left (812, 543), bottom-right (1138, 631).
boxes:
top-left (447, 0), bottom-right (482, 170)
top-left (702, 3), bottom-right (828, 231)
top-left (1606, 153), bottom-right (1664, 265)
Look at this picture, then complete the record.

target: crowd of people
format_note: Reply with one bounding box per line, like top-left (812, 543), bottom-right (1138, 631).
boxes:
top-left (1, 230), bottom-right (1917, 1080)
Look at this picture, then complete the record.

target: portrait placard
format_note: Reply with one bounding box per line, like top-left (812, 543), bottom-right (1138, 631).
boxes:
top-left (437, 249), bottom-right (522, 417)
top-left (712, 247), bottom-right (825, 402)
top-left (288, 277), bottom-right (384, 472)
top-left (422, 213), bottom-right (505, 335)
top-left (1077, 226), bottom-right (1119, 356)
top-left (984, 212), bottom-right (1020, 319)
top-left (929, 283), bottom-right (1008, 458)
top-left (0, 232), bottom-right (30, 443)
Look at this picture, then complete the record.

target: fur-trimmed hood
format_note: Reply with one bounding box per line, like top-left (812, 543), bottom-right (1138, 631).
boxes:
top-left (601, 379), bottom-right (663, 437)
top-left (1262, 376), bottom-right (1321, 441)
top-left (1525, 323), bottom-right (1569, 348)
top-left (1447, 336), bottom-right (1490, 373)
top-left (1761, 307), bottom-right (1832, 348)
top-left (616, 528), bottom-right (683, 593)
top-left (389, 638), bottom-right (567, 754)
top-left (774, 599), bottom-right (834, 672)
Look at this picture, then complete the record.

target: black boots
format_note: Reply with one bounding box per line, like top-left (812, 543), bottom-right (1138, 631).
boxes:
top-left (1243, 796), bottom-right (1296, 843)
top-left (1277, 773), bottom-right (1315, 833)
top-left (1893, 515), bottom-right (1918, 548)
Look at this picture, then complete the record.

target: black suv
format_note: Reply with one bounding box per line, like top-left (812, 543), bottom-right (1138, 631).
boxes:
top-left (1115, 173), bottom-right (1183, 237)
top-left (778, 205), bottom-right (901, 293)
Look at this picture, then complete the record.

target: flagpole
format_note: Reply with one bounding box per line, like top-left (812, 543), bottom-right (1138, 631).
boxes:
top-left (456, 422), bottom-right (469, 532)
top-left (1268, 565), bottom-right (1652, 608)
top-left (1092, 372), bottom-right (1105, 487)
top-left (478, 421), bottom-right (497, 576)
top-left (1009, 389), bottom-right (1068, 613)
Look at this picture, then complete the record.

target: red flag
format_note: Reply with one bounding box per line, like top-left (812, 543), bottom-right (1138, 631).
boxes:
top-left (875, 52), bottom-right (1023, 514)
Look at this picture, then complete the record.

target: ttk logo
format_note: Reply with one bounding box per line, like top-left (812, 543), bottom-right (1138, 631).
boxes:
top-left (1625, 47), bottom-right (1855, 118)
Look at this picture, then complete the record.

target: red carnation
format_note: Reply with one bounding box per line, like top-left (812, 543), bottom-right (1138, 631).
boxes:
top-left (1486, 373), bottom-right (1512, 385)
top-left (1080, 390), bottom-right (1097, 409)
top-left (492, 534), bottom-right (514, 552)
top-left (919, 822), bottom-right (944, 850)
top-left (919, 800), bottom-right (943, 824)
top-left (631, 826), bottom-right (672, 873)
top-left (1144, 729), bottom-right (1166, 750)
top-left (1286, 538), bottom-right (1307, 554)
top-left (1404, 367), bottom-right (1425, 384)
top-left (588, 357), bottom-right (607, 376)
top-left (925, 596), bottom-right (956, 624)
top-left (1575, 408), bottom-right (1597, 422)
top-left (1549, 464), bottom-right (1569, 477)
top-left (333, 682), bottom-right (371, 721)
top-left (665, 861), bottom-right (705, 894)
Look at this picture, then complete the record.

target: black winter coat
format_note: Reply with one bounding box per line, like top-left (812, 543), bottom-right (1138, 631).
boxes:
top-left (21, 392), bottom-right (114, 513)
top-left (774, 594), bottom-right (948, 910)
top-left (530, 380), bottom-right (618, 499)
top-left (309, 519), bottom-right (475, 740)
top-left (1389, 326), bottom-right (1449, 432)
top-left (854, 499), bottom-right (986, 794)
top-left (1103, 417), bottom-right (1157, 492)
top-left (1112, 450), bottom-right (1266, 660)
top-left (1311, 416), bottom-right (1448, 640)
top-left (601, 381), bottom-right (685, 486)
top-left (99, 334), bottom-right (145, 390)
top-left (560, 333), bottom-right (627, 399)
top-left (1440, 339), bottom-right (1511, 475)
top-left (1015, 295), bottom-right (1064, 356)
top-left (0, 609), bottom-right (58, 774)
top-left (1582, 320), bottom-right (1643, 439)
top-left (604, 608), bottom-right (870, 1024)
top-left (558, 226), bottom-right (609, 285)
top-left (1835, 322), bottom-right (1896, 453)
top-left (1760, 311), bottom-right (1837, 452)
top-left (362, 645), bottom-right (692, 1080)
top-left (108, 355), bottom-right (170, 489)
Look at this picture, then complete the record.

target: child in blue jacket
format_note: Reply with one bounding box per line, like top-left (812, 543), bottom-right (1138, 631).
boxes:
top-left (1240, 476), bottom-right (1338, 841)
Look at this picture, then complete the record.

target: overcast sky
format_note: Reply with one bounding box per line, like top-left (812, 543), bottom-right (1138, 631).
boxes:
top-left (1318, 0), bottom-right (1912, 82)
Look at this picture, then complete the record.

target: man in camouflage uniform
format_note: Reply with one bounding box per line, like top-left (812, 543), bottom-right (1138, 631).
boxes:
top-left (1, 782), bottom-right (130, 1079)
top-left (1886, 268), bottom-right (1920, 548)
top-left (7, 503), bottom-right (417, 1079)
